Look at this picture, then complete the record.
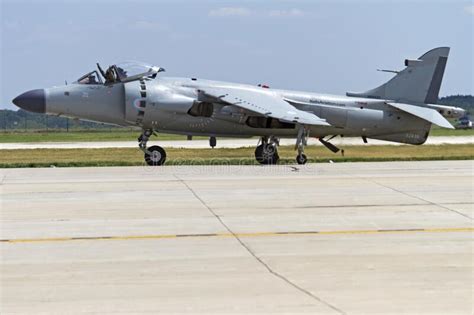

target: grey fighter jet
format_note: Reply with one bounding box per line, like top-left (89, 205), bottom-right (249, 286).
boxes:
top-left (12, 47), bottom-right (465, 165)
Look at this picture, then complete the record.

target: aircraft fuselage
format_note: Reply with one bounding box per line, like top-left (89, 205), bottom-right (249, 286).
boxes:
top-left (42, 77), bottom-right (433, 145)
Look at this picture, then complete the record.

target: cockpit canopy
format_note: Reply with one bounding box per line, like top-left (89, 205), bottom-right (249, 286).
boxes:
top-left (76, 61), bottom-right (164, 85)
top-left (77, 71), bottom-right (103, 85)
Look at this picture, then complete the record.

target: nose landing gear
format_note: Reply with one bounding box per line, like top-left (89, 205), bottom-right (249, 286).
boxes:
top-left (139, 129), bottom-right (167, 166)
top-left (144, 146), bottom-right (167, 166)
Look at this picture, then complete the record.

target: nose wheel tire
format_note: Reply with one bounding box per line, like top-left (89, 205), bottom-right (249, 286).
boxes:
top-left (255, 144), bottom-right (279, 165)
top-left (296, 153), bottom-right (307, 165)
top-left (144, 145), bottom-right (167, 166)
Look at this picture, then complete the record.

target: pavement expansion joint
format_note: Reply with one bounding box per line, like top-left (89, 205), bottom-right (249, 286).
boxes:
top-left (366, 177), bottom-right (473, 221)
top-left (173, 174), bottom-right (346, 315)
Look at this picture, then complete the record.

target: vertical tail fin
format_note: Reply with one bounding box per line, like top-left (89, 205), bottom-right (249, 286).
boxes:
top-left (347, 47), bottom-right (450, 104)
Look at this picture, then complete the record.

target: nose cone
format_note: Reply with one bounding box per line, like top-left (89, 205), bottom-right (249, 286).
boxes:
top-left (12, 89), bottom-right (46, 113)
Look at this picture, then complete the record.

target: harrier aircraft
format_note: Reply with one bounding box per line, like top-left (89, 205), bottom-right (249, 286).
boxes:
top-left (13, 47), bottom-right (464, 165)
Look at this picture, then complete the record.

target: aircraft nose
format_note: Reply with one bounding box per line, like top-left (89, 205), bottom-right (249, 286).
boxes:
top-left (12, 89), bottom-right (46, 113)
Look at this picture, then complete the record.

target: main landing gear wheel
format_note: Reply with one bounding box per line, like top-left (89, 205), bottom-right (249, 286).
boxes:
top-left (255, 143), bottom-right (279, 165)
top-left (294, 126), bottom-right (309, 165)
top-left (296, 153), bottom-right (307, 165)
top-left (144, 145), bottom-right (166, 166)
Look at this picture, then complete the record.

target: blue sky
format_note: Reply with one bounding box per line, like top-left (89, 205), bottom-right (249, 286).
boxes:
top-left (1, 0), bottom-right (473, 109)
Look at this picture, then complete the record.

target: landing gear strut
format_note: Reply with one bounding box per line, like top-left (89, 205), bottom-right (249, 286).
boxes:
top-left (319, 135), bottom-right (340, 153)
top-left (295, 127), bottom-right (308, 164)
top-left (255, 136), bottom-right (280, 165)
top-left (139, 129), bottom-right (167, 166)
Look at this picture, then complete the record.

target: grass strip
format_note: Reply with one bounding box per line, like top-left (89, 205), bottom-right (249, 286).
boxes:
top-left (0, 131), bottom-right (208, 143)
top-left (0, 144), bottom-right (472, 168)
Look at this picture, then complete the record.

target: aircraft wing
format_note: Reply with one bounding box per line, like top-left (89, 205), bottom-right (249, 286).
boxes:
top-left (200, 87), bottom-right (330, 126)
top-left (388, 102), bottom-right (454, 129)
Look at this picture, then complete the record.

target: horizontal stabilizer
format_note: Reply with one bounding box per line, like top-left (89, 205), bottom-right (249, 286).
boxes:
top-left (388, 102), bottom-right (454, 129)
top-left (201, 87), bottom-right (330, 126)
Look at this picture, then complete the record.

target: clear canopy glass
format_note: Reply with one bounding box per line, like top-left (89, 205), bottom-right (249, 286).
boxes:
top-left (76, 71), bottom-right (103, 85)
top-left (114, 61), bottom-right (159, 81)
top-left (75, 61), bottom-right (163, 85)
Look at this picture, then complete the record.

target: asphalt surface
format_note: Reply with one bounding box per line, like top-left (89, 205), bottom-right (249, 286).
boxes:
top-left (1, 161), bottom-right (473, 314)
top-left (0, 135), bottom-right (472, 149)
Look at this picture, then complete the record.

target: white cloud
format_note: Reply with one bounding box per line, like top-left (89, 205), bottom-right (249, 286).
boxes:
top-left (3, 20), bottom-right (22, 31)
top-left (208, 7), bottom-right (253, 17)
top-left (131, 21), bottom-right (169, 32)
top-left (209, 7), bottom-right (306, 18)
top-left (268, 8), bottom-right (305, 18)
top-left (465, 5), bottom-right (474, 15)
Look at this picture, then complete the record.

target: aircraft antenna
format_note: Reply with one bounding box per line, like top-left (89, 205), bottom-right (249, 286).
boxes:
top-left (376, 69), bottom-right (399, 74)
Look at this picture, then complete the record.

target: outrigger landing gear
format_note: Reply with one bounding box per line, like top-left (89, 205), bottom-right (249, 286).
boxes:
top-left (255, 136), bottom-right (280, 165)
top-left (295, 126), bottom-right (309, 165)
top-left (319, 135), bottom-right (340, 153)
top-left (139, 129), bottom-right (167, 166)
